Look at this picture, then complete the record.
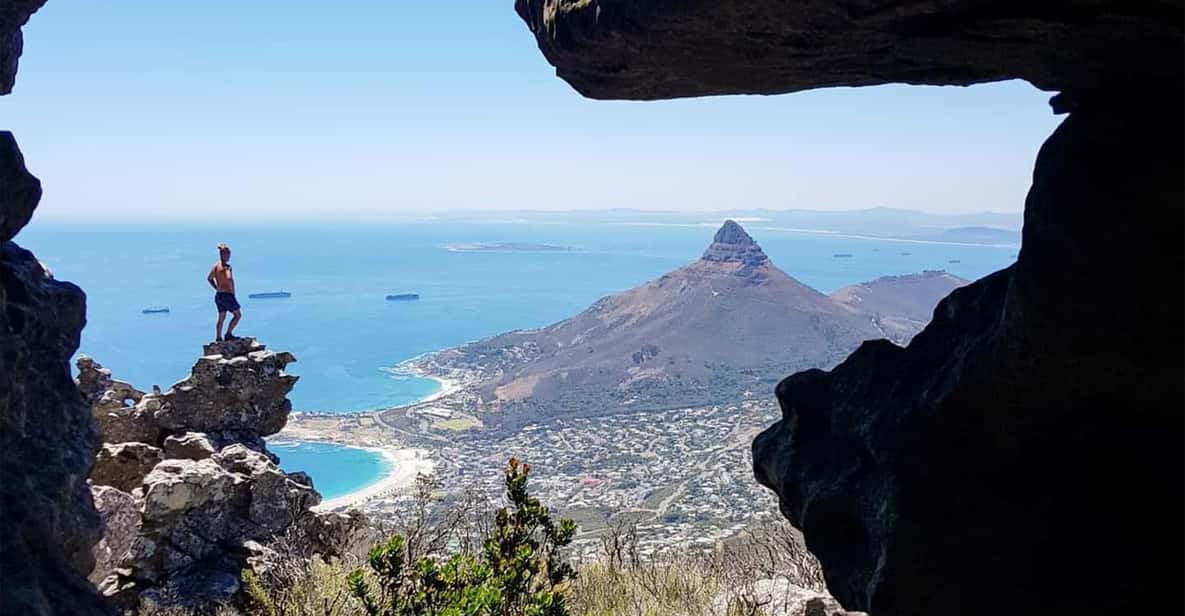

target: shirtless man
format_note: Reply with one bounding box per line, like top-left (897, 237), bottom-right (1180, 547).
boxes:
top-left (207, 243), bottom-right (242, 341)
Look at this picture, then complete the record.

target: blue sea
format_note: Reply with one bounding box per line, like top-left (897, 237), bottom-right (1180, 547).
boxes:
top-left (18, 217), bottom-right (1016, 495)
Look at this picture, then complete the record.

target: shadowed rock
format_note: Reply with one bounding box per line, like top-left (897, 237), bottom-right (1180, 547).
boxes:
top-left (514, 2), bottom-right (1183, 614)
top-left (754, 97), bottom-right (1183, 614)
top-left (515, 0), bottom-right (1183, 100)
top-left (0, 1), bottom-right (46, 95)
top-left (0, 135), bottom-right (112, 613)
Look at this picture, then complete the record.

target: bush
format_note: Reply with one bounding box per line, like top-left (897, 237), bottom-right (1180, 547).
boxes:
top-left (347, 458), bottom-right (577, 616)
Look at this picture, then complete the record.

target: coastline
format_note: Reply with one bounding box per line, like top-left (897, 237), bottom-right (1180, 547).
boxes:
top-left (313, 446), bottom-right (435, 512)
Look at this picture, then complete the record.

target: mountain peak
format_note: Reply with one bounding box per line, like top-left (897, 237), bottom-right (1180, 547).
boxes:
top-left (701, 220), bottom-right (769, 266)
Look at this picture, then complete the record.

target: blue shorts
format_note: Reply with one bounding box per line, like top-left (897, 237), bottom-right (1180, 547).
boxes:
top-left (215, 292), bottom-right (240, 313)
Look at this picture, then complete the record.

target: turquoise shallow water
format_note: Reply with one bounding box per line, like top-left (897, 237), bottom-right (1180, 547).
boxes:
top-left (19, 218), bottom-right (1017, 413)
top-left (268, 440), bottom-right (392, 500)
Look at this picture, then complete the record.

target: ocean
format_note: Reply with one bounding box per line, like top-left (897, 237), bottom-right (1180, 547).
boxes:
top-left (17, 216), bottom-right (1016, 496)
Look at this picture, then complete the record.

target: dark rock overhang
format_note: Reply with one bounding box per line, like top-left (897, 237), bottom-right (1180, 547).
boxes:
top-left (515, 0), bottom-right (1183, 99)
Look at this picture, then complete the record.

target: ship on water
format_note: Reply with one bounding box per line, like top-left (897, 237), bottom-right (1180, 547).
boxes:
top-left (248, 291), bottom-right (292, 299)
top-left (386, 293), bottom-right (420, 301)
top-left (141, 306), bottom-right (170, 314)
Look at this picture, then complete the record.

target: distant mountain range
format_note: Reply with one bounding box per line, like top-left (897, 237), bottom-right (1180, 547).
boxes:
top-left (412, 221), bottom-right (966, 425)
top-left (443, 207), bottom-right (1023, 245)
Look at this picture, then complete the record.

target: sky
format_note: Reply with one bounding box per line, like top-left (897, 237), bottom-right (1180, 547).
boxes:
top-left (3, 0), bottom-right (1064, 221)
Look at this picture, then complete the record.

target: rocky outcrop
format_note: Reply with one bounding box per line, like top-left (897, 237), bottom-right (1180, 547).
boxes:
top-left (700, 219), bottom-right (769, 267)
top-left (515, 2), bottom-right (1183, 614)
top-left (1, 134), bottom-right (112, 613)
top-left (92, 442), bottom-right (166, 493)
top-left (82, 341), bottom-right (368, 610)
top-left (753, 97), bottom-right (1183, 614)
top-left (515, 0), bottom-right (1183, 100)
top-left (0, 1), bottom-right (46, 95)
top-left (90, 486), bottom-right (142, 586)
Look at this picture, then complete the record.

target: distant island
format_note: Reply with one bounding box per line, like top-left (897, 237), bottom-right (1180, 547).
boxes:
top-left (445, 242), bottom-right (576, 253)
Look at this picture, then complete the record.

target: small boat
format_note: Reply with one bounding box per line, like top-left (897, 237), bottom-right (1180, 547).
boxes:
top-left (832, 253), bottom-right (854, 258)
top-left (386, 293), bottom-right (420, 301)
top-left (948, 259), bottom-right (962, 264)
top-left (248, 291), bottom-right (291, 299)
top-left (900, 252), bottom-right (913, 256)
top-left (141, 306), bottom-right (170, 314)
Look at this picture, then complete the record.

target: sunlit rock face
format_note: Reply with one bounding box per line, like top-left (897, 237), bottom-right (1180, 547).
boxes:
top-left (0, 133), bottom-right (113, 614)
top-left (515, 0), bottom-right (1182, 100)
top-left (516, 2), bottom-right (1183, 615)
top-left (81, 343), bottom-right (370, 611)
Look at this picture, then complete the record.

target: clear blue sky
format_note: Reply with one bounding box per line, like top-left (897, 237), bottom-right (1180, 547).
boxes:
top-left (4, 0), bottom-right (1062, 221)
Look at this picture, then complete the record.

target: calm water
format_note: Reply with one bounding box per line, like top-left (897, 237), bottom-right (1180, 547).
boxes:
top-left (19, 218), bottom-right (1015, 496)
top-left (267, 440), bottom-right (392, 500)
top-left (20, 218), bottom-right (1016, 413)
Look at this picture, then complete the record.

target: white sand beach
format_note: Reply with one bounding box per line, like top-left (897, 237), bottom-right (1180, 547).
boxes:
top-left (414, 374), bottom-right (461, 405)
top-left (313, 447), bottom-right (435, 512)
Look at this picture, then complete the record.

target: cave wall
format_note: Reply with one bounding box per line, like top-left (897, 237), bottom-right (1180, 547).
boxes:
top-left (1, 3), bottom-right (113, 614)
top-left (753, 94), bottom-right (1183, 614)
top-left (1, 135), bottom-right (113, 614)
top-left (517, 1), bottom-right (1184, 614)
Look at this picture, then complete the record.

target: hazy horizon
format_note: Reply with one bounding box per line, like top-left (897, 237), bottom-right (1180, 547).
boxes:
top-left (5, 1), bottom-right (1060, 221)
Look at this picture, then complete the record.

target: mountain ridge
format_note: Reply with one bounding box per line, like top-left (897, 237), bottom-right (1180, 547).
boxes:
top-left (407, 221), bottom-right (965, 428)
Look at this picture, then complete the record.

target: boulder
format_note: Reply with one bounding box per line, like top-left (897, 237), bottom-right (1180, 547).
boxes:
top-left (0, 132), bottom-right (112, 614)
top-left (91, 442), bottom-right (165, 493)
top-left (162, 432), bottom-right (217, 460)
top-left (154, 338), bottom-right (298, 437)
top-left (89, 486), bottom-right (142, 585)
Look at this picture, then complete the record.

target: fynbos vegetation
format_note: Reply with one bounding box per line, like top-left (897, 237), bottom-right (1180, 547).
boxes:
top-left (347, 458), bottom-right (576, 615)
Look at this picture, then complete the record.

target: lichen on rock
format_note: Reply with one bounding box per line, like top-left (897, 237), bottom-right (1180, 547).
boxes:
top-left (81, 340), bottom-right (369, 611)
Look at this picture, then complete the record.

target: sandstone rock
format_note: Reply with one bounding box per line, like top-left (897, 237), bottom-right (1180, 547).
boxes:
top-left (91, 442), bottom-right (165, 493)
top-left (754, 95), bottom-right (1183, 615)
top-left (80, 340), bottom-right (364, 610)
top-left (515, 0), bottom-right (1183, 100)
top-left (140, 458), bottom-right (243, 522)
top-left (76, 355), bottom-right (113, 403)
top-left (0, 134), bottom-right (111, 613)
top-left (162, 432), bottom-right (217, 460)
top-left (89, 486), bottom-right (142, 585)
top-left (154, 337), bottom-right (298, 437)
top-left (0, 1), bottom-right (47, 95)
top-left (1, 132), bottom-right (41, 242)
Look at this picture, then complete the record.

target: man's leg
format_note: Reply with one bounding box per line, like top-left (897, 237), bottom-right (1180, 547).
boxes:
top-left (226, 309), bottom-right (241, 337)
top-left (216, 311), bottom-right (226, 341)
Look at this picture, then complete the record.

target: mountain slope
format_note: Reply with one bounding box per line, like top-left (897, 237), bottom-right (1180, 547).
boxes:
top-left (419, 221), bottom-right (896, 420)
top-left (830, 271), bottom-right (969, 344)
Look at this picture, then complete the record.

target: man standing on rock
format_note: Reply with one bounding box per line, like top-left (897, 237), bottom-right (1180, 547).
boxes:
top-left (207, 242), bottom-right (242, 341)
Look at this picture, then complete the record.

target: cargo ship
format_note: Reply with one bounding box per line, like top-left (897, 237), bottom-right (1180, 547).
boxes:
top-left (141, 306), bottom-right (170, 314)
top-left (386, 293), bottom-right (420, 301)
top-left (248, 291), bottom-right (291, 299)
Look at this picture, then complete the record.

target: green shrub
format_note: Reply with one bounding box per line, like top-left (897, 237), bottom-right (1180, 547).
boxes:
top-left (348, 458), bottom-right (576, 616)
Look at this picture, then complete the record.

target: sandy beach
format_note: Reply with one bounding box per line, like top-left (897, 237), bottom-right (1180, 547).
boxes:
top-left (313, 447), bottom-right (436, 512)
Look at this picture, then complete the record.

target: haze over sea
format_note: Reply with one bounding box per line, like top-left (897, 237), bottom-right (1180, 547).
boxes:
top-left (21, 214), bottom-right (1017, 414)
